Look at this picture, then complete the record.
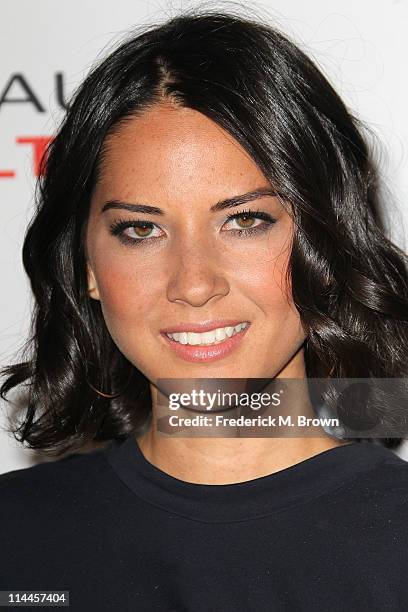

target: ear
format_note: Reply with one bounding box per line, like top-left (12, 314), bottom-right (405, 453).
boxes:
top-left (87, 261), bottom-right (100, 300)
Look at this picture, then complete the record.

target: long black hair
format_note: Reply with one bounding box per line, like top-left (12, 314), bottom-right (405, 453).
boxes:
top-left (1, 9), bottom-right (407, 456)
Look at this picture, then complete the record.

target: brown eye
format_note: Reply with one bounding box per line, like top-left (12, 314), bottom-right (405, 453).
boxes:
top-left (130, 224), bottom-right (154, 238)
top-left (109, 218), bottom-right (163, 245)
top-left (221, 209), bottom-right (277, 237)
top-left (223, 214), bottom-right (263, 231)
top-left (234, 214), bottom-right (256, 228)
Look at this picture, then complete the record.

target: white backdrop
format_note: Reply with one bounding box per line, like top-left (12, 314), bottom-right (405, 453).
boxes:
top-left (1, 0), bottom-right (407, 474)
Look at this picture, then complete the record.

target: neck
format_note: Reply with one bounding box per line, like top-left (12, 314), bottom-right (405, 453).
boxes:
top-left (135, 432), bottom-right (351, 485)
top-left (137, 351), bottom-right (350, 485)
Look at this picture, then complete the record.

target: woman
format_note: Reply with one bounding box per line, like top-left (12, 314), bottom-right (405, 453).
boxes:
top-left (1, 9), bottom-right (408, 611)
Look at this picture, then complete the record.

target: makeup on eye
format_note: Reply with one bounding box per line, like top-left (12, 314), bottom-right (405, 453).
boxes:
top-left (108, 208), bottom-right (277, 246)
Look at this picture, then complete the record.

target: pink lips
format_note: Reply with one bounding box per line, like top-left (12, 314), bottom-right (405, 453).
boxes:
top-left (160, 321), bottom-right (250, 363)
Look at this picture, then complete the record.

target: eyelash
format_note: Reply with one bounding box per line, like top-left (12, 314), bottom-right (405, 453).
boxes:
top-left (108, 208), bottom-right (277, 247)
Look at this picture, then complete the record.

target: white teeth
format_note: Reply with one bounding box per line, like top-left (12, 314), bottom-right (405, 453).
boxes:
top-left (201, 330), bottom-right (216, 344)
top-left (166, 322), bottom-right (248, 346)
top-left (215, 327), bottom-right (226, 342)
top-left (188, 332), bottom-right (201, 345)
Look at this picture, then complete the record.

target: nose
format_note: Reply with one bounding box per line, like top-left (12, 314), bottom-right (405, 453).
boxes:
top-left (166, 239), bottom-right (230, 307)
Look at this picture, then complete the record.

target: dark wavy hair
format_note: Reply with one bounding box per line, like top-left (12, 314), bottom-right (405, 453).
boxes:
top-left (1, 9), bottom-right (407, 457)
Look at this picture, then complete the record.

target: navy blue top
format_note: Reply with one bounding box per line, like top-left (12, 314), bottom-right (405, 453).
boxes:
top-left (0, 435), bottom-right (407, 611)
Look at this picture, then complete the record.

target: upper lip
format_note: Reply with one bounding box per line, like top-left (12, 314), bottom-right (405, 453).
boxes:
top-left (160, 319), bottom-right (250, 334)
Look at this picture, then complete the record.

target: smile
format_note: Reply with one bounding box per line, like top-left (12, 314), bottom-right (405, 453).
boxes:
top-left (160, 321), bottom-right (250, 363)
top-left (166, 322), bottom-right (248, 346)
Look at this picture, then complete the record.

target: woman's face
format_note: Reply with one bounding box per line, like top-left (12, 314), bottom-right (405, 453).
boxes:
top-left (86, 102), bottom-right (306, 383)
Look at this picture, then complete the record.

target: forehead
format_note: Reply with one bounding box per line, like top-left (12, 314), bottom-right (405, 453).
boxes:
top-left (93, 102), bottom-right (271, 205)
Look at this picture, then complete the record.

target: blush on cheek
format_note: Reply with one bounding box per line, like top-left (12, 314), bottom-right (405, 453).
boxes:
top-left (95, 267), bottom-right (142, 319)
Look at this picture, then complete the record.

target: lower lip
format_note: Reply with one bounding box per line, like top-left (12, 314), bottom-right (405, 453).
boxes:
top-left (160, 325), bottom-right (250, 363)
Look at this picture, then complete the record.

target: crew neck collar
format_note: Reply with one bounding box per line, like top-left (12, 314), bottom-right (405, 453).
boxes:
top-left (103, 434), bottom-right (393, 523)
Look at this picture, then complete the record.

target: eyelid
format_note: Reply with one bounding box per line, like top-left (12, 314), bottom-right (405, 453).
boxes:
top-left (109, 217), bottom-right (164, 241)
top-left (108, 208), bottom-right (277, 246)
top-left (110, 208), bottom-right (275, 226)
top-left (218, 208), bottom-right (277, 242)
top-left (223, 208), bottom-right (275, 221)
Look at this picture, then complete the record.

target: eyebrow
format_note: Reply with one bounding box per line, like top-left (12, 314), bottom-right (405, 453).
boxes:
top-left (100, 187), bottom-right (279, 216)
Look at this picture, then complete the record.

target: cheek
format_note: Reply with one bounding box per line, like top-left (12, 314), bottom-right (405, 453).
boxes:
top-left (93, 256), bottom-right (160, 338)
top-left (236, 240), bottom-right (292, 309)
top-left (238, 243), bottom-right (304, 339)
top-left (256, 260), bottom-right (292, 312)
